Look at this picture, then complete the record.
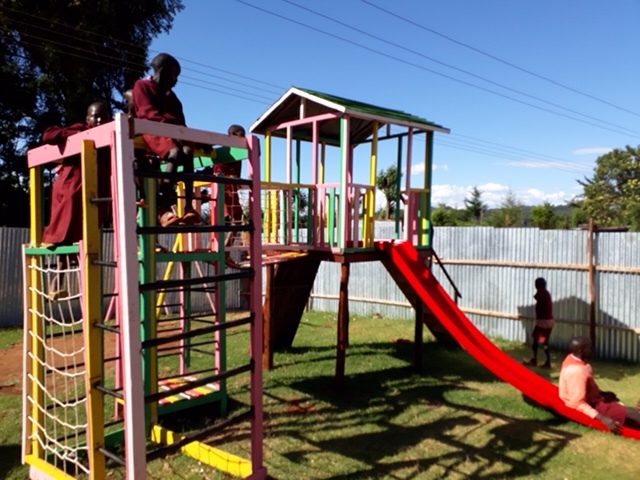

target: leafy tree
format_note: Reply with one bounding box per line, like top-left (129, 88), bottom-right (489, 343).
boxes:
top-left (464, 186), bottom-right (487, 224)
top-left (530, 201), bottom-right (560, 229)
top-left (375, 165), bottom-right (402, 220)
top-left (431, 203), bottom-right (459, 226)
top-left (487, 190), bottom-right (524, 227)
top-left (576, 145), bottom-right (640, 228)
top-left (0, 0), bottom-right (184, 226)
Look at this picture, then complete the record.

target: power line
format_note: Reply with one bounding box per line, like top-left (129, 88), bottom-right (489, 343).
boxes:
top-left (10, 28), bottom-right (276, 102)
top-left (0, 4), bottom-right (285, 94)
top-left (236, 0), bottom-right (640, 140)
top-left (279, 0), bottom-right (640, 137)
top-left (360, 0), bottom-right (640, 119)
top-left (0, 32), bottom-right (272, 106)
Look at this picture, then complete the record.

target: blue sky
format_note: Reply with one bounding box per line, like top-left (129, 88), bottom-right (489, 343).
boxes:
top-left (148, 0), bottom-right (640, 208)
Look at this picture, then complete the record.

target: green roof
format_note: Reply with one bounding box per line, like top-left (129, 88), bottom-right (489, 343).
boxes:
top-left (250, 87), bottom-right (449, 145)
top-left (295, 87), bottom-right (446, 131)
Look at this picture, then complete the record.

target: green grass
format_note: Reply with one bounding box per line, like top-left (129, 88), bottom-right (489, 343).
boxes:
top-left (2, 312), bottom-right (640, 479)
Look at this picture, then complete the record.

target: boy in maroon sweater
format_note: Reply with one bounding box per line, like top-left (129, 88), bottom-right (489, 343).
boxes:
top-left (524, 277), bottom-right (554, 369)
top-left (132, 52), bottom-right (201, 227)
top-left (42, 101), bottom-right (112, 245)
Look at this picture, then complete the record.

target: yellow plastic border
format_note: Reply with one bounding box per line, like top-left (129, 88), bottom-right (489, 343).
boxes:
top-left (150, 425), bottom-right (252, 478)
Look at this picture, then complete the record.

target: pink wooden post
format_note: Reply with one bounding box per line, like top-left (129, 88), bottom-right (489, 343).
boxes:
top-left (114, 114), bottom-right (147, 479)
top-left (247, 135), bottom-right (266, 478)
top-left (311, 121), bottom-right (318, 246)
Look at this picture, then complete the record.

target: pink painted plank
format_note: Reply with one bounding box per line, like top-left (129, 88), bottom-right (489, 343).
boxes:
top-left (266, 112), bottom-right (339, 132)
top-left (132, 119), bottom-right (246, 149)
top-left (27, 122), bottom-right (115, 167)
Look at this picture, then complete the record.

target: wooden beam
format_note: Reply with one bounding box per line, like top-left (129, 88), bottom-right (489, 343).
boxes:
top-left (335, 263), bottom-right (350, 389)
top-left (262, 264), bottom-right (275, 371)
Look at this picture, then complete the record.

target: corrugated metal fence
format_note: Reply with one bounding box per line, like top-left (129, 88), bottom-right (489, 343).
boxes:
top-left (311, 226), bottom-right (640, 363)
top-left (2, 225), bottom-right (639, 361)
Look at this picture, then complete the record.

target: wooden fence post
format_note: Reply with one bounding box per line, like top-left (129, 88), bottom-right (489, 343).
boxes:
top-left (587, 218), bottom-right (596, 348)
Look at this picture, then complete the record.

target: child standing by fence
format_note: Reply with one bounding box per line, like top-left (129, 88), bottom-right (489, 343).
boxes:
top-left (524, 277), bottom-right (554, 369)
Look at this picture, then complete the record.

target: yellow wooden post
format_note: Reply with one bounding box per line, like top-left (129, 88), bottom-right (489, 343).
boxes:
top-left (28, 166), bottom-right (44, 458)
top-left (80, 140), bottom-right (106, 478)
top-left (364, 122), bottom-right (378, 247)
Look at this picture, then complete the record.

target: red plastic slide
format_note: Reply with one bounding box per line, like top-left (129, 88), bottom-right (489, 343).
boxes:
top-left (375, 240), bottom-right (640, 440)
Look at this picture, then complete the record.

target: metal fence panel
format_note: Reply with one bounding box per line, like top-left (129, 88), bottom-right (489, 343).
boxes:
top-left (3, 226), bottom-right (639, 362)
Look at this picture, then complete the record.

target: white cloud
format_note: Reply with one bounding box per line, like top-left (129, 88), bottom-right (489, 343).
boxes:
top-left (503, 160), bottom-right (590, 172)
top-left (409, 162), bottom-right (448, 175)
top-left (572, 147), bottom-right (612, 156)
top-left (431, 183), bottom-right (575, 208)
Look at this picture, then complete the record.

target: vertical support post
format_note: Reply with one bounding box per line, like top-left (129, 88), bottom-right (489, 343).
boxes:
top-left (138, 158), bottom-right (157, 424)
top-left (26, 166), bottom-right (43, 459)
top-left (294, 138), bottom-right (301, 243)
top-left (311, 122), bottom-right (319, 246)
top-left (215, 188), bottom-right (227, 414)
top-left (21, 247), bottom-right (31, 461)
top-left (80, 140), bottom-right (106, 478)
top-left (414, 301), bottom-right (424, 373)
top-left (394, 137), bottom-right (403, 239)
top-left (424, 131), bottom-right (434, 247)
top-left (364, 122), bottom-right (378, 248)
top-left (588, 218), bottom-right (596, 349)
top-left (338, 117), bottom-right (350, 250)
top-left (328, 190), bottom-right (336, 247)
top-left (262, 264), bottom-right (274, 371)
top-left (320, 142), bottom-right (326, 183)
top-left (403, 128), bottom-right (413, 242)
top-left (335, 262), bottom-right (350, 389)
top-left (247, 134), bottom-right (266, 478)
top-left (286, 126), bottom-right (292, 184)
top-left (264, 132), bottom-right (271, 182)
top-left (114, 114), bottom-right (147, 480)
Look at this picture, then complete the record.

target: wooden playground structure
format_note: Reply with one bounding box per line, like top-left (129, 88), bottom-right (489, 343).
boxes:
top-left (21, 87), bottom-right (452, 479)
top-left (251, 87), bottom-right (453, 381)
top-left (23, 116), bottom-right (265, 479)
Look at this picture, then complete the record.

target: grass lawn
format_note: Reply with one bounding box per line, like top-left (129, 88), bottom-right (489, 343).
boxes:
top-left (1, 312), bottom-right (640, 479)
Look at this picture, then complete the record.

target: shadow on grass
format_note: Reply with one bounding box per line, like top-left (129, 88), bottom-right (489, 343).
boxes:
top-left (0, 445), bottom-right (22, 479)
top-left (277, 363), bottom-right (580, 479)
top-left (155, 337), bottom-right (585, 479)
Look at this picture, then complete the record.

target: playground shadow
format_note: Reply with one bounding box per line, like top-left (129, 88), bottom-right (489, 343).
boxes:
top-left (0, 444), bottom-right (23, 479)
top-left (276, 362), bottom-right (579, 479)
top-left (517, 295), bottom-right (640, 381)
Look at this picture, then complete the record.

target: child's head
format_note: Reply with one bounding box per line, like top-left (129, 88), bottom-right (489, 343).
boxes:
top-left (86, 101), bottom-right (111, 128)
top-left (150, 53), bottom-right (181, 90)
top-left (534, 277), bottom-right (547, 290)
top-left (228, 124), bottom-right (245, 137)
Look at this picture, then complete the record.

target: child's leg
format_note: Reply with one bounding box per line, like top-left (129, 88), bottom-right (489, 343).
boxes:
top-left (530, 336), bottom-right (539, 362)
top-left (541, 328), bottom-right (551, 368)
top-left (524, 328), bottom-right (539, 366)
top-left (541, 338), bottom-right (551, 367)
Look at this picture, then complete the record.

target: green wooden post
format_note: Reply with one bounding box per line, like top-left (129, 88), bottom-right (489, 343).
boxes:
top-left (394, 137), bottom-right (403, 239)
top-left (425, 131), bottom-right (434, 247)
top-left (328, 189), bottom-right (336, 247)
top-left (294, 138), bottom-right (301, 243)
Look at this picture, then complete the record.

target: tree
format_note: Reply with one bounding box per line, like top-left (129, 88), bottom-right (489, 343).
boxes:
top-left (0, 0), bottom-right (184, 226)
top-left (576, 145), bottom-right (640, 228)
top-left (431, 203), bottom-right (459, 226)
top-left (488, 190), bottom-right (524, 227)
top-left (530, 201), bottom-right (560, 229)
top-left (464, 186), bottom-right (487, 224)
top-left (375, 165), bottom-right (402, 220)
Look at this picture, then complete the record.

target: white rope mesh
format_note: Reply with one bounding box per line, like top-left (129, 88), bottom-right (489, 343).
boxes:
top-left (25, 254), bottom-right (91, 477)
